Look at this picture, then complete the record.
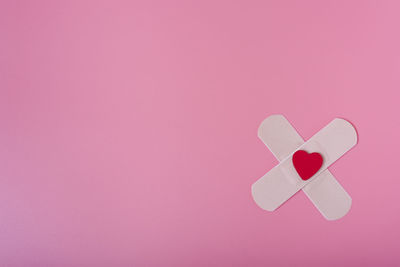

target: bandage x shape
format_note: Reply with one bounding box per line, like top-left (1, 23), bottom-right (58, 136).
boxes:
top-left (251, 115), bottom-right (358, 220)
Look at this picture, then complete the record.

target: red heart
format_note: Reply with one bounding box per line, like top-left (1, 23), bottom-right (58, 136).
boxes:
top-left (292, 150), bottom-right (323, 180)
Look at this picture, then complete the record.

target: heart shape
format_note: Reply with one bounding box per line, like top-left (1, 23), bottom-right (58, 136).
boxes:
top-left (292, 150), bottom-right (323, 180)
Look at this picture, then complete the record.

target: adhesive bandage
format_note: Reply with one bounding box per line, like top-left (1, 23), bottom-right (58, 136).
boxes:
top-left (251, 115), bottom-right (357, 220)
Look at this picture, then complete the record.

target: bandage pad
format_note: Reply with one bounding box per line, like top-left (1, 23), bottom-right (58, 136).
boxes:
top-left (252, 115), bottom-right (357, 219)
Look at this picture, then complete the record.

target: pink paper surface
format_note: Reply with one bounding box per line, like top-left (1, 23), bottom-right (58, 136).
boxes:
top-left (1, 1), bottom-right (400, 266)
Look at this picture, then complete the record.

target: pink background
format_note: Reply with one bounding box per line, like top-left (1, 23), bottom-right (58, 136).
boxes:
top-left (1, 1), bottom-right (400, 266)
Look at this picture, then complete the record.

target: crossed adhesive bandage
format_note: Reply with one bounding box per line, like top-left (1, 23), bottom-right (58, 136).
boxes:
top-left (251, 115), bottom-right (357, 220)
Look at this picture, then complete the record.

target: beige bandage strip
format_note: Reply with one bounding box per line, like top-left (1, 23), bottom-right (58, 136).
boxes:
top-left (252, 115), bottom-right (357, 220)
